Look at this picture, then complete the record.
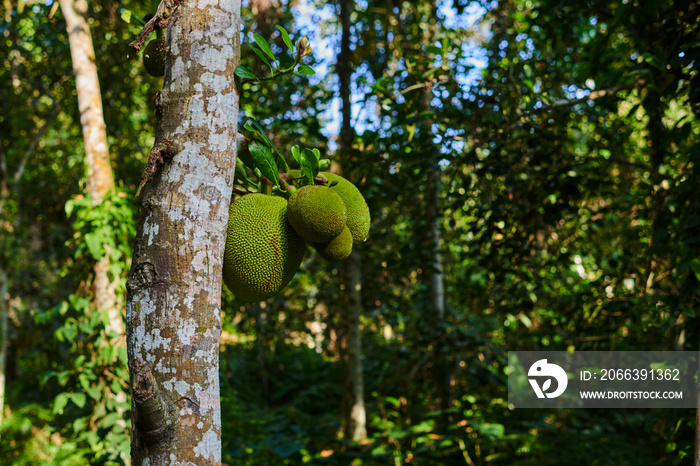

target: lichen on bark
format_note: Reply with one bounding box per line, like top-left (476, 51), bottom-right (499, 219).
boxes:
top-left (126, 1), bottom-right (241, 464)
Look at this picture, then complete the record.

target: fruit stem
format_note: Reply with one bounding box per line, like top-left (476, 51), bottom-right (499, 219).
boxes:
top-left (260, 176), bottom-right (273, 195)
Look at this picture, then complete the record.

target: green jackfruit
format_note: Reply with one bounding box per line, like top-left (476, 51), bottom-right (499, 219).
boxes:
top-left (320, 172), bottom-right (370, 247)
top-left (287, 185), bottom-right (347, 242)
top-left (223, 194), bottom-right (305, 302)
top-left (314, 225), bottom-right (353, 262)
top-left (142, 40), bottom-right (165, 77)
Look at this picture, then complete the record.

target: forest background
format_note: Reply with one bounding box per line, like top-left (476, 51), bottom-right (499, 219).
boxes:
top-left (1, 0), bottom-right (699, 464)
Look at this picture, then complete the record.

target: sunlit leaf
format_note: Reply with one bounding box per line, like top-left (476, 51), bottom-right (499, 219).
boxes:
top-left (120, 9), bottom-right (132, 24)
top-left (249, 141), bottom-right (279, 186)
top-left (253, 33), bottom-right (275, 61)
top-left (295, 64), bottom-right (315, 75)
top-left (71, 392), bottom-right (87, 409)
top-left (251, 45), bottom-right (273, 69)
top-left (235, 66), bottom-right (258, 80)
top-left (53, 393), bottom-right (69, 415)
top-left (276, 25), bottom-right (294, 52)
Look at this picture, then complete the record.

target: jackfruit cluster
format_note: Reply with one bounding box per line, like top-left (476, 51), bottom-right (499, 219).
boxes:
top-left (223, 194), bottom-right (305, 303)
top-left (287, 171), bottom-right (370, 263)
top-left (318, 172), bottom-right (370, 248)
top-left (287, 185), bottom-right (347, 242)
top-left (222, 171), bottom-right (370, 303)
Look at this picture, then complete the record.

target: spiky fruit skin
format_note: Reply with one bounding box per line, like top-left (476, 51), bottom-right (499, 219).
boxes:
top-left (223, 194), bottom-right (305, 302)
top-left (142, 40), bottom-right (165, 77)
top-left (314, 226), bottom-right (353, 263)
top-left (287, 185), bottom-right (347, 242)
top-left (320, 172), bottom-right (370, 247)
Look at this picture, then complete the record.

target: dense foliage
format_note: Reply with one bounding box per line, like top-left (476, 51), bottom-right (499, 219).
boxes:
top-left (1, 0), bottom-right (698, 464)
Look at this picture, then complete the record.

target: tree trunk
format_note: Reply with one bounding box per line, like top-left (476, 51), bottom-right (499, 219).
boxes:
top-left (59, 0), bottom-right (122, 337)
top-left (426, 161), bottom-right (450, 414)
top-left (418, 0), bottom-right (449, 416)
top-left (426, 166), bottom-right (445, 320)
top-left (341, 251), bottom-right (366, 441)
top-left (337, 0), bottom-right (366, 442)
top-left (0, 267), bottom-right (7, 424)
top-left (125, 1), bottom-right (240, 464)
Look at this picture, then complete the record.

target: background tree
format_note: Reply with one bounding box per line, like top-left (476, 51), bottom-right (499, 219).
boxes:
top-left (335, 0), bottom-right (367, 443)
top-left (58, 0), bottom-right (122, 341)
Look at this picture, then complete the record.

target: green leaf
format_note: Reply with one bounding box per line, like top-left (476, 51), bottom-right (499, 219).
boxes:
top-left (53, 393), bottom-right (69, 415)
top-left (73, 355), bottom-right (86, 369)
top-left (71, 392), bottom-right (87, 409)
top-left (253, 33), bottom-right (275, 61)
top-left (249, 141), bottom-right (279, 186)
top-left (120, 9), bottom-right (132, 24)
top-left (100, 412), bottom-right (123, 429)
top-left (57, 370), bottom-right (70, 386)
top-left (384, 396), bottom-right (400, 407)
top-left (62, 324), bottom-right (78, 342)
top-left (291, 145), bottom-right (303, 168)
top-left (690, 258), bottom-right (700, 281)
top-left (235, 66), bottom-right (258, 80)
top-left (473, 422), bottom-right (505, 438)
top-left (247, 119), bottom-right (284, 161)
top-left (86, 385), bottom-right (101, 401)
top-left (295, 64), bottom-right (315, 76)
top-left (234, 161), bottom-right (257, 188)
top-left (276, 25), bottom-right (294, 52)
top-left (301, 148), bottom-right (319, 176)
top-left (73, 417), bottom-right (87, 434)
top-left (299, 151), bottom-right (314, 183)
top-left (251, 45), bottom-right (273, 70)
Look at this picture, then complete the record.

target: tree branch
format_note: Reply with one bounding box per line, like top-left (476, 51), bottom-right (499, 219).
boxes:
top-left (129, 0), bottom-right (182, 52)
top-left (520, 79), bottom-right (647, 117)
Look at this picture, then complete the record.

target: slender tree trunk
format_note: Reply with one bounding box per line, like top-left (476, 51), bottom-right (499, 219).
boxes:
top-left (255, 304), bottom-right (269, 399)
top-left (0, 267), bottom-right (7, 424)
top-left (426, 161), bottom-right (450, 415)
top-left (426, 167), bottom-right (445, 320)
top-left (59, 0), bottom-right (122, 337)
top-left (418, 0), bottom-right (449, 416)
top-left (337, 0), bottom-right (366, 441)
top-left (125, 1), bottom-right (240, 463)
top-left (0, 91), bottom-right (61, 426)
top-left (341, 252), bottom-right (366, 441)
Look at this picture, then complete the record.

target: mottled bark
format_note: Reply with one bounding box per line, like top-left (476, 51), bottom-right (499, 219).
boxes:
top-left (338, 0), bottom-right (366, 442)
top-left (125, 0), bottom-right (240, 464)
top-left (59, 0), bottom-right (122, 337)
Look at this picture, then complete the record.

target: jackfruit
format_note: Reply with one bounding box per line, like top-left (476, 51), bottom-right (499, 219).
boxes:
top-left (314, 226), bottom-right (353, 262)
top-left (143, 40), bottom-right (165, 77)
top-left (319, 172), bottom-right (370, 247)
top-left (223, 194), bottom-right (305, 302)
top-left (287, 185), bottom-right (347, 242)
